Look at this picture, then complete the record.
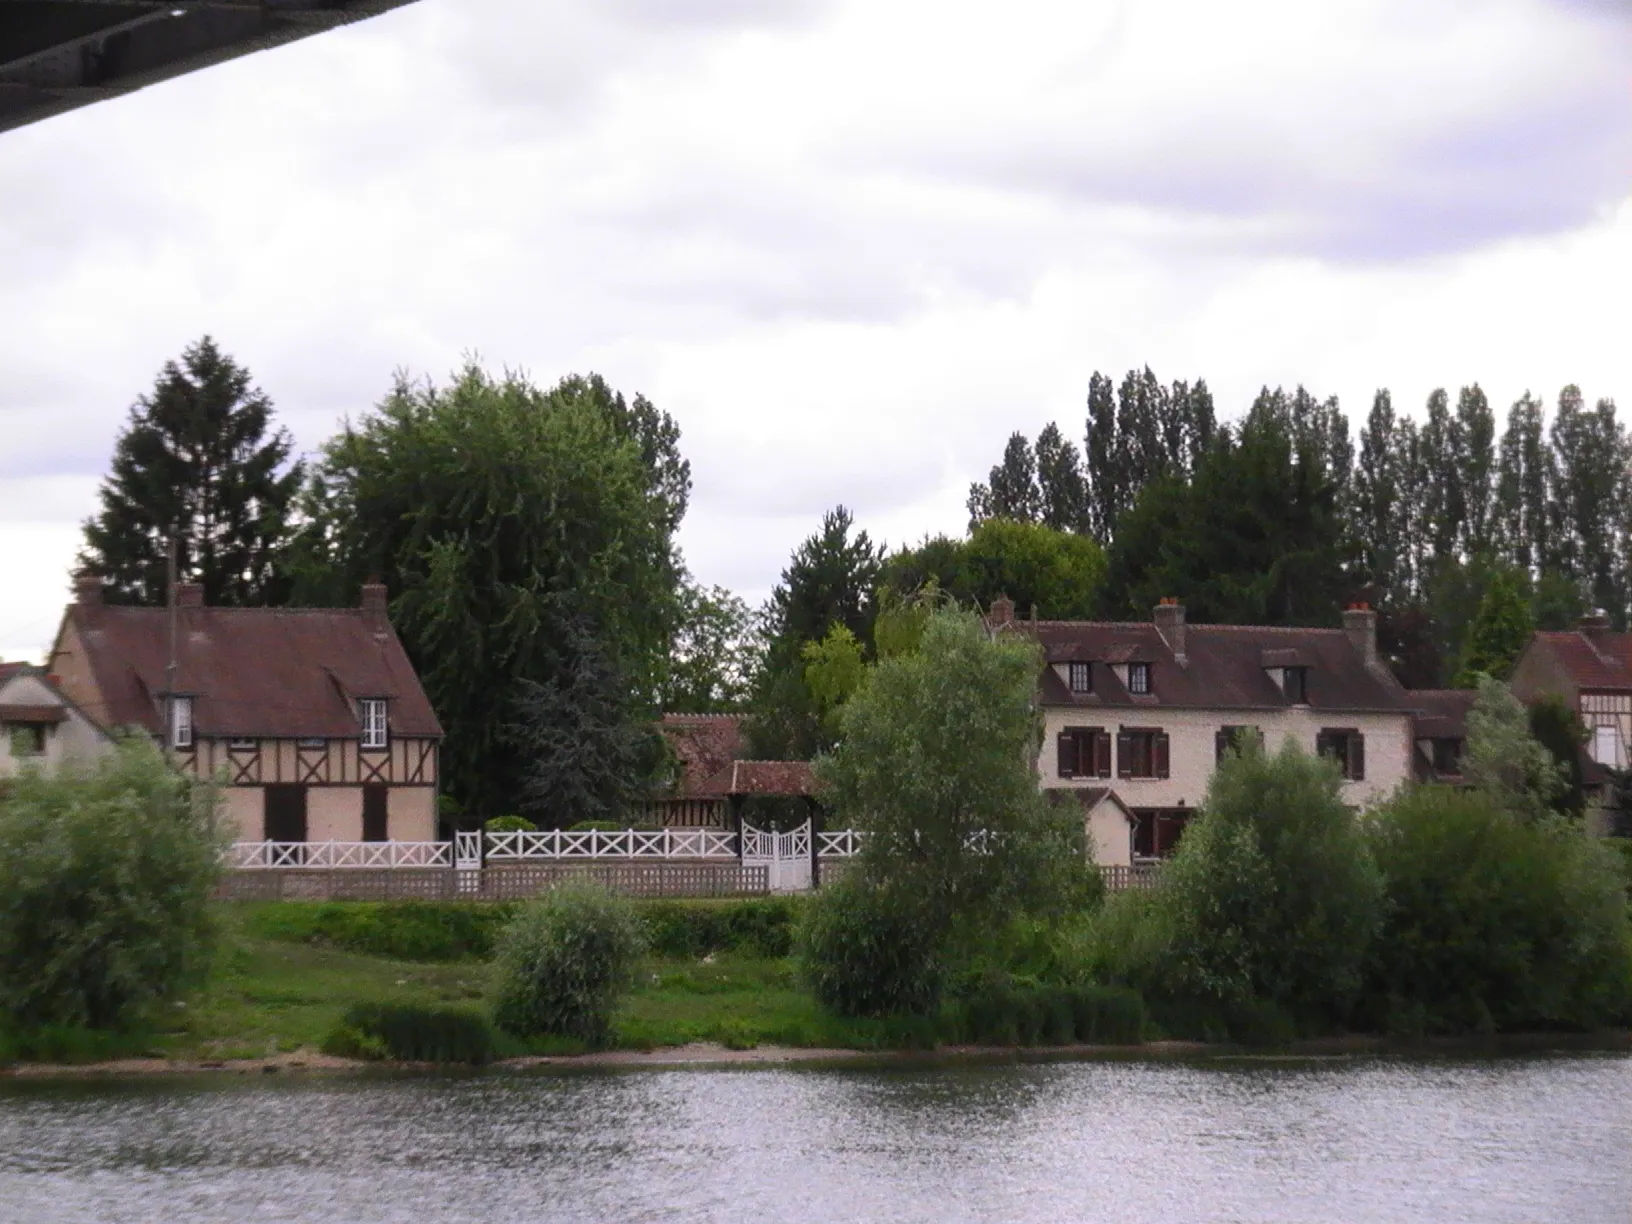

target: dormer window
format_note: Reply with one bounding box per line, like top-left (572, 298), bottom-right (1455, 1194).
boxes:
top-left (169, 696), bottom-right (193, 749)
top-left (1127, 662), bottom-right (1151, 695)
top-left (361, 698), bottom-right (388, 750)
top-left (1283, 667), bottom-right (1308, 705)
top-left (1068, 662), bottom-right (1092, 694)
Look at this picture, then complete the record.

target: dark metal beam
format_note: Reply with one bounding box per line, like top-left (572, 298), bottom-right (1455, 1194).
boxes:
top-left (0, 0), bottom-right (422, 134)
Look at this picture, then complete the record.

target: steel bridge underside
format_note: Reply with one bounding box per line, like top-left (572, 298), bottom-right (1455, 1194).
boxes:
top-left (0, 0), bottom-right (420, 134)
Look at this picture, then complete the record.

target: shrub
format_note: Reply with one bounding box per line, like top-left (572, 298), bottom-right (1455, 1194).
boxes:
top-left (491, 883), bottom-right (645, 1044)
top-left (950, 979), bottom-right (1144, 1046)
top-left (640, 898), bottom-right (801, 959)
top-left (565, 819), bottom-right (661, 833)
top-left (244, 901), bottom-right (514, 962)
top-left (1153, 737), bottom-right (1382, 1028)
top-left (797, 878), bottom-right (944, 1018)
top-left (0, 739), bottom-right (225, 1029)
top-left (484, 815), bottom-right (537, 834)
top-left (1364, 785), bottom-right (1632, 1034)
top-left (321, 1002), bottom-right (494, 1064)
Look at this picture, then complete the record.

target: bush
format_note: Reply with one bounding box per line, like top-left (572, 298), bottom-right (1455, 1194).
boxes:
top-left (491, 883), bottom-right (645, 1044)
top-left (797, 878), bottom-right (944, 1018)
top-left (0, 739), bottom-right (225, 1029)
top-left (243, 901), bottom-right (514, 962)
top-left (565, 819), bottom-right (661, 833)
top-left (949, 980), bottom-right (1144, 1046)
top-left (484, 815), bottom-right (537, 834)
top-left (1364, 785), bottom-right (1632, 1034)
top-left (321, 1002), bottom-right (494, 1064)
top-left (640, 898), bottom-right (801, 959)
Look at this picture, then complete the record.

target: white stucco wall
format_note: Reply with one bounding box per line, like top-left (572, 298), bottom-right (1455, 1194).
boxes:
top-left (1041, 705), bottom-right (1413, 811)
top-left (387, 787), bottom-right (436, 840)
top-left (221, 786), bottom-right (265, 841)
top-left (0, 672), bottom-right (112, 778)
top-left (309, 787), bottom-right (364, 842)
top-left (1086, 800), bottom-right (1133, 867)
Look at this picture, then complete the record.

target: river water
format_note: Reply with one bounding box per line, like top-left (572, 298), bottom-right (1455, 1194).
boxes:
top-left (1, 1053), bottom-right (1627, 1223)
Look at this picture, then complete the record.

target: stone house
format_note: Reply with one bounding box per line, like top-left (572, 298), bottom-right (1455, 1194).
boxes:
top-left (47, 574), bottom-right (443, 843)
top-left (992, 598), bottom-right (1424, 867)
top-left (0, 661), bottom-right (112, 778)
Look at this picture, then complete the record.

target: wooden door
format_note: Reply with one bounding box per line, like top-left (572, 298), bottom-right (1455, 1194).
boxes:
top-left (362, 785), bottom-right (389, 842)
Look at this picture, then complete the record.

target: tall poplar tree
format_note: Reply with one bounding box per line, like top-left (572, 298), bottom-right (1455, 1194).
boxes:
top-left (1494, 393), bottom-right (1551, 574)
top-left (1034, 422), bottom-right (1091, 534)
top-left (1353, 390), bottom-right (1403, 599)
top-left (1455, 384), bottom-right (1497, 559)
top-left (80, 336), bottom-right (303, 606)
top-left (1084, 370), bottom-right (1120, 543)
top-left (967, 432), bottom-right (1041, 528)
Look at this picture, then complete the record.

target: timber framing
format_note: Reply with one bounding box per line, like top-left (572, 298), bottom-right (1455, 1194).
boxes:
top-left (0, 0), bottom-right (421, 134)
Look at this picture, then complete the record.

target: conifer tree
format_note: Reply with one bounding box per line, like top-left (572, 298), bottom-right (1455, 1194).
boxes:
top-left (80, 336), bottom-right (303, 606)
top-left (1454, 566), bottom-right (1534, 685)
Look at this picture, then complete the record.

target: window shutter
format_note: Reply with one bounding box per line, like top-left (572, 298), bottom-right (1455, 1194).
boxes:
top-left (1116, 731), bottom-right (1132, 778)
top-left (1350, 732), bottom-right (1365, 781)
top-left (1155, 730), bottom-right (1171, 779)
top-left (1057, 732), bottom-right (1076, 779)
top-left (1315, 730), bottom-right (1333, 762)
top-left (1095, 730), bottom-right (1113, 778)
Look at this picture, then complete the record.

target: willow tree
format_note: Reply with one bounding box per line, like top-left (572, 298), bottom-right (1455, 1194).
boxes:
top-left (305, 364), bottom-right (686, 821)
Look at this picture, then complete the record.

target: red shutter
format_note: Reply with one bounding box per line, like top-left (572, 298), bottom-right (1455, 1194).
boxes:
top-left (1095, 730), bottom-right (1113, 778)
top-left (1116, 731), bottom-right (1132, 778)
top-left (1350, 733), bottom-right (1365, 781)
top-left (1155, 731), bottom-right (1171, 779)
top-left (1057, 732), bottom-right (1076, 779)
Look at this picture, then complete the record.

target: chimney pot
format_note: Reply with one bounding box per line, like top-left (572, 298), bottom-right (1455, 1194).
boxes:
top-left (73, 570), bottom-right (104, 607)
top-left (173, 582), bottom-right (204, 608)
top-left (1343, 604), bottom-right (1378, 665)
top-left (360, 582), bottom-right (389, 615)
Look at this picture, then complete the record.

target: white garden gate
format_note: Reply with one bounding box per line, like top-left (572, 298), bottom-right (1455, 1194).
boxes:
top-left (741, 819), bottom-right (813, 893)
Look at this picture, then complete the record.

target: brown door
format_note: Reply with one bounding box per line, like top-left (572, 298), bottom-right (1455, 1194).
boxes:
top-left (264, 785), bottom-right (308, 843)
top-left (362, 785), bottom-right (389, 842)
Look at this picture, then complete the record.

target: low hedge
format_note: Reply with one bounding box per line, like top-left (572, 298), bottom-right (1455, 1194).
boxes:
top-left (641, 897), bottom-right (803, 959)
top-left (321, 1002), bottom-right (495, 1064)
top-left (948, 981), bottom-right (1146, 1046)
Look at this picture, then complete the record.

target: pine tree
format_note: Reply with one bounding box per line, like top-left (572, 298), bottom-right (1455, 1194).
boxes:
top-left (80, 336), bottom-right (304, 605)
top-left (1454, 566), bottom-right (1535, 685)
top-left (1034, 423), bottom-right (1090, 534)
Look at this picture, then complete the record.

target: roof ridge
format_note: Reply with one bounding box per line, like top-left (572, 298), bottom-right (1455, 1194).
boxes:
top-left (1031, 619), bottom-right (1345, 633)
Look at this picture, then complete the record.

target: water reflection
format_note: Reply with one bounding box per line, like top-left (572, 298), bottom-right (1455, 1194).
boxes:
top-left (0, 1055), bottom-right (1627, 1223)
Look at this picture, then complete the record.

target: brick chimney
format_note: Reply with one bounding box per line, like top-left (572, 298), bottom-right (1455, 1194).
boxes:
top-left (1343, 602), bottom-right (1377, 665)
top-left (73, 570), bottom-right (103, 607)
top-left (1153, 598), bottom-right (1186, 660)
top-left (173, 582), bottom-right (204, 608)
top-left (360, 581), bottom-right (389, 616)
top-left (988, 596), bottom-right (1015, 629)
top-left (1579, 609), bottom-right (1611, 633)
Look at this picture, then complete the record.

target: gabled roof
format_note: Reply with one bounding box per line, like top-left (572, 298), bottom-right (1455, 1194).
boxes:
top-left (698, 760), bottom-right (818, 798)
top-left (1406, 689), bottom-right (1476, 740)
top-left (61, 601), bottom-right (441, 739)
top-left (660, 713), bottom-right (746, 797)
top-left (1027, 621), bottom-right (1409, 713)
top-left (1531, 630), bottom-right (1632, 691)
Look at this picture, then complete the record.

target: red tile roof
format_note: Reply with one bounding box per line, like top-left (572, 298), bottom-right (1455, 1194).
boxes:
top-left (1532, 630), bottom-right (1632, 690)
top-left (63, 603), bottom-right (441, 739)
top-left (1028, 621), bottom-right (1409, 712)
top-left (660, 713), bottom-right (746, 797)
top-left (698, 759), bottom-right (818, 797)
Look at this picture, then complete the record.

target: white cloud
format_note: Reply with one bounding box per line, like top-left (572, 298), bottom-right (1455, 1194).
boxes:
top-left (0, 0), bottom-right (1628, 664)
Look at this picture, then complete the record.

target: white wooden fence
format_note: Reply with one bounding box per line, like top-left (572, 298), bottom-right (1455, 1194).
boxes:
top-left (228, 840), bottom-right (454, 869)
top-left (484, 826), bottom-right (739, 861)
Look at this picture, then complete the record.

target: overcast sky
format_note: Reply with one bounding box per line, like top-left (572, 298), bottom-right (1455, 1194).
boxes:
top-left (3, 0), bottom-right (1630, 663)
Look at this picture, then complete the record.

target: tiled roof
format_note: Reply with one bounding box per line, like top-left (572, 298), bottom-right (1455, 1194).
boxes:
top-left (1026, 620), bottom-right (1409, 712)
top-left (698, 759), bottom-right (818, 797)
top-left (660, 713), bottom-right (746, 797)
top-left (1406, 689), bottom-right (1476, 740)
top-left (64, 603), bottom-right (441, 739)
top-left (1533, 630), bottom-right (1632, 690)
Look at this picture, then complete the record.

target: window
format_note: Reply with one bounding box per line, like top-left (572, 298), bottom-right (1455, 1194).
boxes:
top-left (1067, 662), bottom-right (1092, 694)
top-left (169, 696), bottom-right (193, 749)
top-left (7, 723), bottom-right (46, 757)
top-left (1056, 726), bottom-right (1112, 779)
top-left (1215, 725), bottom-right (1258, 763)
top-left (1117, 727), bottom-right (1170, 779)
top-left (297, 737), bottom-right (326, 750)
top-left (1590, 725), bottom-right (1624, 768)
top-left (1317, 728), bottom-right (1366, 781)
top-left (228, 737), bottom-right (257, 752)
top-left (1133, 809), bottom-right (1190, 860)
top-left (1127, 662), bottom-right (1151, 695)
top-left (361, 698), bottom-right (388, 750)
top-left (1431, 737), bottom-right (1463, 776)
top-left (1283, 667), bottom-right (1308, 704)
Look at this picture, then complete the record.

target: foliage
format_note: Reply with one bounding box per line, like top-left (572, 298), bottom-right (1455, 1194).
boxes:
top-left (1528, 697), bottom-right (1589, 821)
top-left (1464, 675), bottom-right (1566, 822)
top-left (797, 877), bottom-right (945, 1019)
top-left (300, 364), bottom-right (684, 820)
top-left (491, 883), bottom-right (646, 1044)
top-left (0, 739), bottom-right (225, 1029)
top-left (948, 980), bottom-right (1145, 1046)
top-left (663, 580), bottom-right (761, 713)
top-left (1145, 737), bottom-right (1382, 1026)
top-left (80, 335), bottom-right (304, 606)
top-left (243, 900), bottom-right (515, 962)
top-left (484, 815), bottom-right (537, 834)
top-left (746, 506), bottom-right (883, 758)
top-left (321, 1001), bottom-right (495, 1064)
top-left (1364, 785), bottom-right (1632, 1034)
top-left (879, 520), bottom-right (1105, 623)
top-left (871, 581), bottom-right (955, 660)
top-left (639, 897), bottom-right (803, 960)
top-left (802, 623), bottom-right (868, 727)
top-left (1453, 565), bottom-right (1534, 685)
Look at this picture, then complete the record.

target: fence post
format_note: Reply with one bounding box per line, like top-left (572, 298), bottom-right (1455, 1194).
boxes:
top-left (807, 798), bottom-right (822, 890)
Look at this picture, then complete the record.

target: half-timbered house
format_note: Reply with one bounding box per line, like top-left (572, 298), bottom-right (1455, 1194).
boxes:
top-left (48, 573), bottom-right (442, 843)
